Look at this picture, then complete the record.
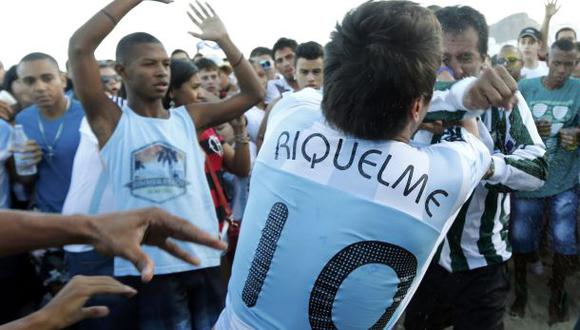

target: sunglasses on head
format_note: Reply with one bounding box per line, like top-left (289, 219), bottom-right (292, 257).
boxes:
top-left (101, 75), bottom-right (121, 84)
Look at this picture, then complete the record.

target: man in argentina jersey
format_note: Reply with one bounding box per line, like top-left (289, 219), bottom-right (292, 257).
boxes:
top-left (405, 6), bottom-right (547, 330)
top-left (214, 2), bottom-right (524, 329)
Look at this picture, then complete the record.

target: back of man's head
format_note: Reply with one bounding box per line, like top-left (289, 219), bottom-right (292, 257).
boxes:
top-left (116, 32), bottom-right (162, 65)
top-left (322, 1), bottom-right (441, 141)
top-left (295, 41), bottom-right (324, 63)
top-left (272, 38), bottom-right (298, 55)
top-left (19, 52), bottom-right (60, 70)
top-left (435, 6), bottom-right (488, 57)
top-left (194, 57), bottom-right (219, 72)
top-left (250, 47), bottom-right (273, 59)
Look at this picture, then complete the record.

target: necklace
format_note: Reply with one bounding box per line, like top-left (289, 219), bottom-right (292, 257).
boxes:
top-left (37, 97), bottom-right (71, 160)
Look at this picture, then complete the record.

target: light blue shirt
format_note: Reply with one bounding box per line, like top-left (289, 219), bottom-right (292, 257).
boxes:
top-left (224, 88), bottom-right (490, 329)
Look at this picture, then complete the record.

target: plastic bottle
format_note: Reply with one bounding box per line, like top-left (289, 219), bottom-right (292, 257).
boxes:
top-left (12, 124), bottom-right (37, 176)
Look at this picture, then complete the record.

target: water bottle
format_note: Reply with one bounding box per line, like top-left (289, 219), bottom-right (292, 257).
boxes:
top-left (12, 124), bottom-right (37, 176)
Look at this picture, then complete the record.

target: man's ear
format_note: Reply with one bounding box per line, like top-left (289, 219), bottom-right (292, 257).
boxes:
top-left (60, 71), bottom-right (69, 90)
top-left (115, 63), bottom-right (127, 81)
top-left (410, 96), bottom-right (425, 123)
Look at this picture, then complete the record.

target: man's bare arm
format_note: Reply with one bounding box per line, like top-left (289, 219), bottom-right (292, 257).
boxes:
top-left (0, 208), bottom-right (226, 282)
top-left (255, 97), bottom-right (279, 151)
top-left (68, 0), bottom-right (171, 148)
top-left (186, 2), bottom-right (264, 132)
top-left (539, 0), bottom-right (560, 58)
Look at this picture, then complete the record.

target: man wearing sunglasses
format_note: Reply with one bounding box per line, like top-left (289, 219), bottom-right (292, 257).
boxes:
top-left (99, 61), bottom-right (123, 97)
top-left (496, 45), bottom-right (524, 81)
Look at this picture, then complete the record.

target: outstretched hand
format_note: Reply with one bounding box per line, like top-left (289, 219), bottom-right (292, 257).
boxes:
top-left (544, 0), bottom-right (560, 18)
top-left (37, 276), bottom-right (136, 329)
top-left (90, 207), bottom-right (227, 282)
top-left (187, 1), bottom-right (229, 43)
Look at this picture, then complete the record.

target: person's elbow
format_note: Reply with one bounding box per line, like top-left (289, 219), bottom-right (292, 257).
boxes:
top-left (68, 33), bottom-right (89, 61)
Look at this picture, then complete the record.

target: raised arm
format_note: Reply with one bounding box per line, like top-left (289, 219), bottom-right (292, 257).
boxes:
top-left (256, 97), bottom-right (279, 151)
top-left (539, 0), bottom-right (560, 58)
top-left (68, 0), bottom-right (172, 147)
top-left (186, 2), bottom-right (265, 132)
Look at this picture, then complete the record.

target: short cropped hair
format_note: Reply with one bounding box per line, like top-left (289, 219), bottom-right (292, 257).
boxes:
top-left (272, 38), bottom-right (298, 56)
top-left (555, 27), bottom-right (577, 41)
top-left (295, 41), bottom-right (324, 63)
top-left (194, 57), bottom-right (219, 72)
top-left (551, 39), bottom-right (576, 52)
top-left (116, 32), bottom-right (162, 65)
top-left (436, 6), bottom-right (488, 57)
top-left (250, 47), bottom-right (272, 58)
top-left (19, 52), bottom-right (60, 70)
top-left (171, 49), bottom-right (189, 57)
top-left (322, 1), bottom-right (441, 140)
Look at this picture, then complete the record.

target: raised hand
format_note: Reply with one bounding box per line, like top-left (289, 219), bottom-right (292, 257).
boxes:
top-left (544, 0), bottom-right (560, 18)
top-left (187, 1), bottom-right (229, 43)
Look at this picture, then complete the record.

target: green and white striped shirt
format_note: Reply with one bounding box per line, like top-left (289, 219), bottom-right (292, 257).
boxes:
top-left (414, 78), bottom-right (548, 272)
top-left (422, 84), bottom-right (547, 272)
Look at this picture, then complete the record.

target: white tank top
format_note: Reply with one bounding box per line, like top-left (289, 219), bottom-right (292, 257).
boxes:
top-left (100, 105), bottom-right (220, 276)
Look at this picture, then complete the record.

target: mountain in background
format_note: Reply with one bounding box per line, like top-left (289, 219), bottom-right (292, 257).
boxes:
top-left (489, 13), bottom-right (541, 44)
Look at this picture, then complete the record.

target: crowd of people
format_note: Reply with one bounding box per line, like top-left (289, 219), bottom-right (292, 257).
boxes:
top-left (0, 0), bottom-right (578, 329)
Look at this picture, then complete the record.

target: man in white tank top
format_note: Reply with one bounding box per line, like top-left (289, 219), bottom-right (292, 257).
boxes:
top-left (68, 0), bottom-right (264, 329)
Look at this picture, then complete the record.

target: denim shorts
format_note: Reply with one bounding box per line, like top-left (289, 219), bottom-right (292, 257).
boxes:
top-left (510, 188), bottom-right (579, 255)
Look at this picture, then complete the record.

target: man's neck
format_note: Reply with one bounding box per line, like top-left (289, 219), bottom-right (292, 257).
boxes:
top-left (284, 76), bottom-right (299, 91)
top-left (39, 97), bottom-right (68, 120)
top-left (523, 57), bottom-right (539, 69)
top-left (127, 97), bottom-right (168, 118)
top-left (542, 76), bottom-right (566, 90)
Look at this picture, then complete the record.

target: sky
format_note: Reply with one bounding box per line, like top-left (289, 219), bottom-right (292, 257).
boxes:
top-left (0, 0), bottom-right (578, 69)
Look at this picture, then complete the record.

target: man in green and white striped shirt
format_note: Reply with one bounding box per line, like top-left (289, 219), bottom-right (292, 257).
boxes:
top-left (405, 6), bottom-right (547, 330)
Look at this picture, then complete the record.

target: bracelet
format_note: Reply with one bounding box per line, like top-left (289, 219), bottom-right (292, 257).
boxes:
top-left (234, 134), bottom-right (250, 146)
top-left (232, 53), bottom-right (244, 68)
top-left (101, 9), bottom-right (118, 25)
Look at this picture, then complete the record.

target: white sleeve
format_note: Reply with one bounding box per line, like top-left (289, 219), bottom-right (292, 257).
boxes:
top-left (427, 77), bottom-right (486, 120)
top-left (431, 126), bottom-right (492, 190)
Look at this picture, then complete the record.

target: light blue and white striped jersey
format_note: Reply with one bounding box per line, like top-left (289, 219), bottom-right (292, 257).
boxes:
top-left (218, 88), bottom-right (491, 329)
top-left (100, 105), bottom-right (220, 276)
